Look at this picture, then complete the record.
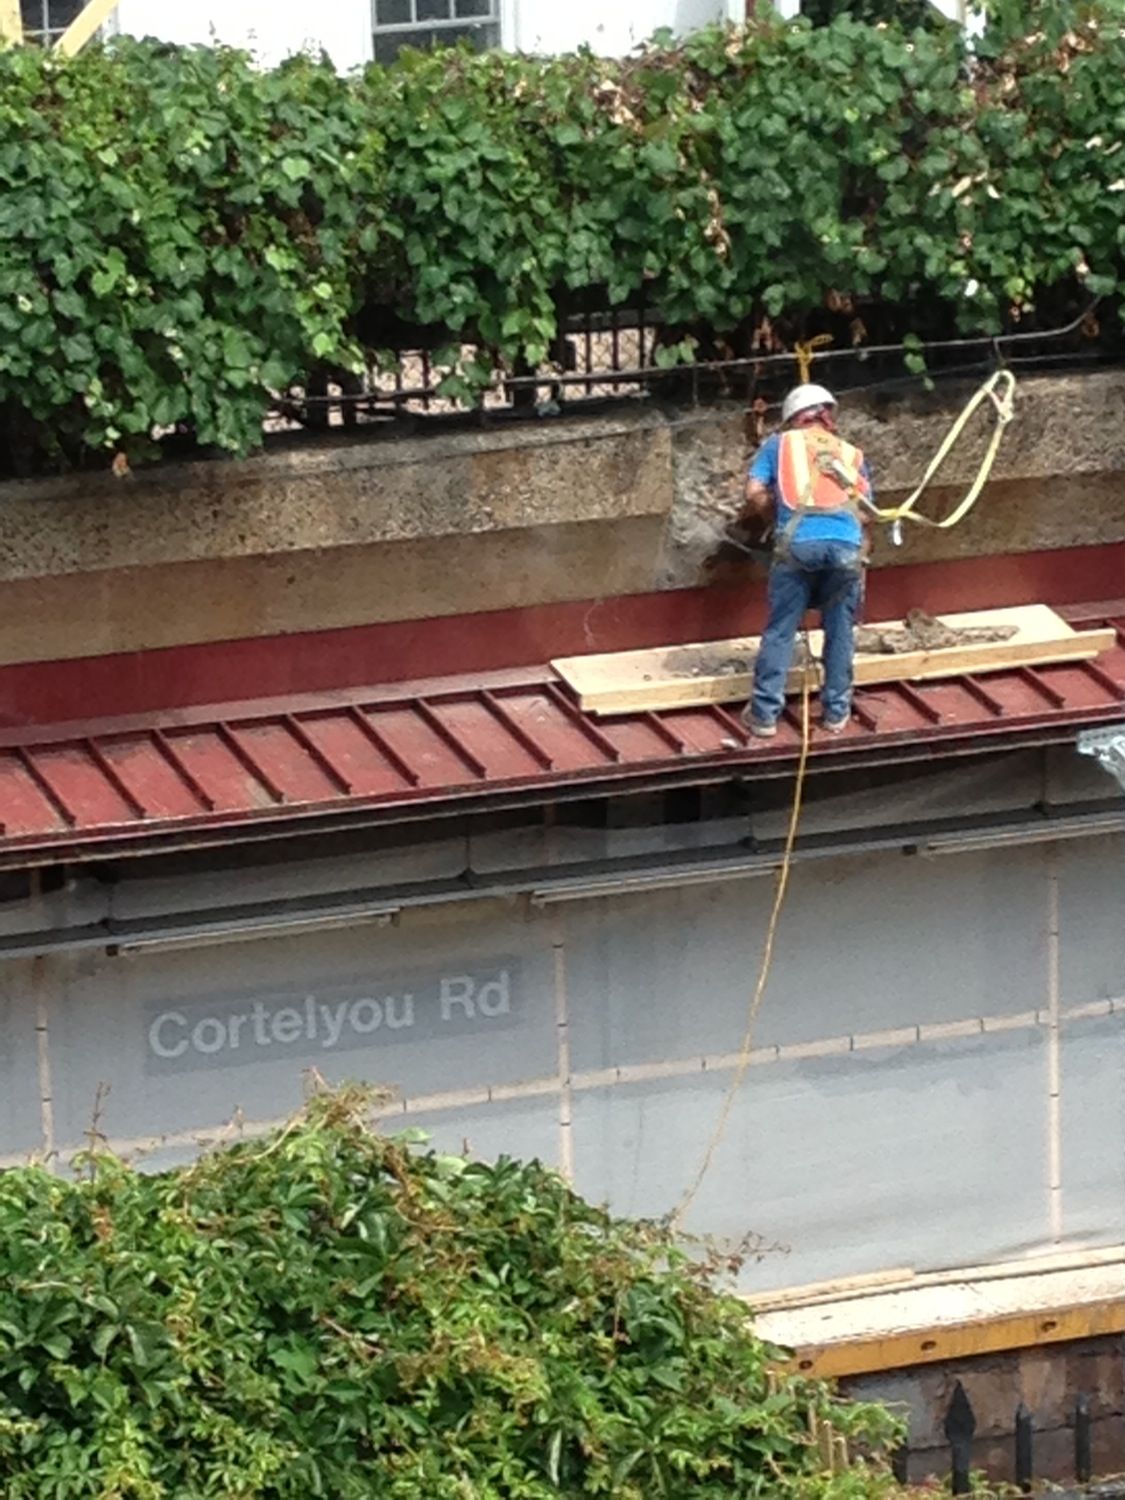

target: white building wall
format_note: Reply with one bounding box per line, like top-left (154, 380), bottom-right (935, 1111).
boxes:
top-left (512, 0), bottom-right (728, 57)
top-left (111, 0), bottom-right (967, 65)
top-left (112, 0), bottom-right (750, 67)
top-left (113, 0), bottom-right (374, 70)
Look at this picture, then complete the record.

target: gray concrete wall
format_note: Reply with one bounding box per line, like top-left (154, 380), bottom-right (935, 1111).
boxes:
top-left (0, 371), bottom-right (1122, 666)
top-left (2, 830), bottom-right (1122, 1297)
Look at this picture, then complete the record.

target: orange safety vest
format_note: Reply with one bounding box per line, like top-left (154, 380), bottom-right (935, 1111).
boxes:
top-left (777, 427), bottom-right (867, 518)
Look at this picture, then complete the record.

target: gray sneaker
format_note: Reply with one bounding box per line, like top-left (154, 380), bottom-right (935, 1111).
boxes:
top-left (741, 710), bottom-right (778, 739)
top-left (822, 713), bottom-right (851, 735)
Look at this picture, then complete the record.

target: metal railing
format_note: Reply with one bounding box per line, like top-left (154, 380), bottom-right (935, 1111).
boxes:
top-left (895, 1378), bottom-right (1125, 1495)
top-left (268, 300), bottom-right (1118, 434)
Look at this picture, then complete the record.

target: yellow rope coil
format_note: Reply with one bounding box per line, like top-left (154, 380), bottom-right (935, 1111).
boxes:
top-left (869, 368), bottom-right (1017, 532)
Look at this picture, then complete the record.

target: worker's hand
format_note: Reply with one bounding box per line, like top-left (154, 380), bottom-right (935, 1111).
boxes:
top-left (743, 478), bottom-right (771, 521)
top-left (732, 511), bottom-right (772, 550)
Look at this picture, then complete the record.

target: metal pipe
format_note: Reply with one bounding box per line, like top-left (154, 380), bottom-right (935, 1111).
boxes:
top-left (552, 911), bottom-right (575, 1184)
top-left (1046, 843), bottom-right (1063, 1243)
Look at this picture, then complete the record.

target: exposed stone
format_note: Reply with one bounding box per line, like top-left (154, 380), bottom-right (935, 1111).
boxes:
top-left (659, 408), bottom-right (753, 588)
top-left (661, 371), bottom-right (1125, 583)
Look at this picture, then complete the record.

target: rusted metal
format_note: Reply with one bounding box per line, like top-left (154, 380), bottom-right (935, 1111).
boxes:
top-left (84, 737), bottom-right (148, 818)
top-left (480, 690), bottom-right (554, 769)
top-left (1019, 666), bottom-right (1069, 710)
top-left (708, 704), bottom-right (752, 745)
top-left (16, 748), bottom-right (77, 828)
top-left (414, 699), bottom-right (489, 777)
top-left (643, 710), bottom-right (692, 753)
top-left (543, 682), bottom-right (623, 762)
top-left (960, 674), bottom-right (1008, 715)
top-left (895, 682), bottom-right (946, 725)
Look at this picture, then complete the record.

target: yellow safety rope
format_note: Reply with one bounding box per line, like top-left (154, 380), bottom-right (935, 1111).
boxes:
top-left (674, 655), bottom-right (813, 1227)
top-left (675, 356), bottom-right (1018, 1225)
top-left (866, 368), bottom-right (1017, 533)
top-left (794, 334), bottom-right (833, 385)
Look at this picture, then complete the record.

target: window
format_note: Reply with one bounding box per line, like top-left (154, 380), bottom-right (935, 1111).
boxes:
top-left (19, 0), bottom-right (84, 46)
top-left (373, 0), bottom-right (501, 65)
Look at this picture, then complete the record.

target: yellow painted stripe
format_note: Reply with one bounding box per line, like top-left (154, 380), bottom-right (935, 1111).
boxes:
top-left (780, 1298), bottom-right (1125, 1380)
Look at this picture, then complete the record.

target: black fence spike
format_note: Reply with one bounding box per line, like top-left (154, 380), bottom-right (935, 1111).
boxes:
top-left (1015, 1401), bottom-right (1033, 1494)
top-left (891, 1443), bottom-right (909, 1484)
top-left (1075, 1392), bottom-right (1092, 1484)
top-left (945, 1381), bottom-right (976, 1496)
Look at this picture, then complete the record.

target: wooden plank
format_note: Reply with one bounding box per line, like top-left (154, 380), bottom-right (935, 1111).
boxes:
top-left (55, 0), bottom-right (120, 56)
top-left (776, 1297), bottom-right (1125, 1380)
top-left (553, 605), bottom-right (1116, 717)
top-left (0, 0), bottom-right (23, 44)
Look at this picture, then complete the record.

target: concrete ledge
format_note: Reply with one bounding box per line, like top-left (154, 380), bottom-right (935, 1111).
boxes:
top-left (0, 371), bottom-right (1122, 666)
top-left (0, 371), bottom-right (1121, 584)
top-left (755, 1248), bottom-right (1125, 1378)
top-left (0, 409), bottom-right (673, 582)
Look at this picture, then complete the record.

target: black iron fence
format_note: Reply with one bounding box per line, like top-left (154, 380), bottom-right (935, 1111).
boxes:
top-left (894, 1379), bottom-right (1125, 1497)
top-left (269, 300), bottom-right (1120, 436)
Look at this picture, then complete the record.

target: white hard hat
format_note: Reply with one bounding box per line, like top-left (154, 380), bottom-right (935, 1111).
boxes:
top-left (782, 383), bottom-right (837, 424)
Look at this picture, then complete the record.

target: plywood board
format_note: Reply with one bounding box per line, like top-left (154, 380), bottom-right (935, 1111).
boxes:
top-left (553, 605), bottom-right (1116, 717)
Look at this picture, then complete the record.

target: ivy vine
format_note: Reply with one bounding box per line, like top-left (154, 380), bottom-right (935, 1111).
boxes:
top-left (0, 0), bottom-right (1121, 474)
top-left (0, 1090), bottom-right (906, 1497)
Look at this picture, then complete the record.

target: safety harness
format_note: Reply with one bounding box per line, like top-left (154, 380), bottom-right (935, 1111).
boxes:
top-left (775, 425), bottom-right (868, 554)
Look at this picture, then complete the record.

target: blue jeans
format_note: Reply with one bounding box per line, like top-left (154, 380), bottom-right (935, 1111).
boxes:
top-left (750, 539), bottom-right (864, 725)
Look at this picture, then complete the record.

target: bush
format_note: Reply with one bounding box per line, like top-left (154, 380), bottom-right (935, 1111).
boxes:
top-left (0, 2), bottom-right (1121, 473)
top-left (0, 1089), bottom-right (904, 1497)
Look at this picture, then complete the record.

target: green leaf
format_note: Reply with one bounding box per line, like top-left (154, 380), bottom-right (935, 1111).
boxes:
top-left (91, 1325), bottom-right (118, 1359)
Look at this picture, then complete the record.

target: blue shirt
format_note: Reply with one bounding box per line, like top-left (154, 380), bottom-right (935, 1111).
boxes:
top-left (748, 432), bottom-right (874, 546)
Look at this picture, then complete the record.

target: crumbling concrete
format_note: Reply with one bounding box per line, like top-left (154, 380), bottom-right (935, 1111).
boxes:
top-left (658, 371), bottom-right (1125, 585)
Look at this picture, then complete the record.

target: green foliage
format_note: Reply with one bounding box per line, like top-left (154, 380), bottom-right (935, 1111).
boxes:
top-left (0, 1089), bottom-right (905, 1497)
top-left (0, 2), bottom-right (1123, 474)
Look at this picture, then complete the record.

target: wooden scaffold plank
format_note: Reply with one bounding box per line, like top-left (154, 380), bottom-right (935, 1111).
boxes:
top-left (553, 605), bottom-right (1117, 717)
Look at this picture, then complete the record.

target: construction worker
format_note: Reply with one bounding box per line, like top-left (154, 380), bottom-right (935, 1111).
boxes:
top-left (741, 383), bottom-right (874, 737)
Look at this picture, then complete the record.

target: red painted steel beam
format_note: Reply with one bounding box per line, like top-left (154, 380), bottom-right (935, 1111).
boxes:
top-left (0, 543), bottom-right (1121, 730)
